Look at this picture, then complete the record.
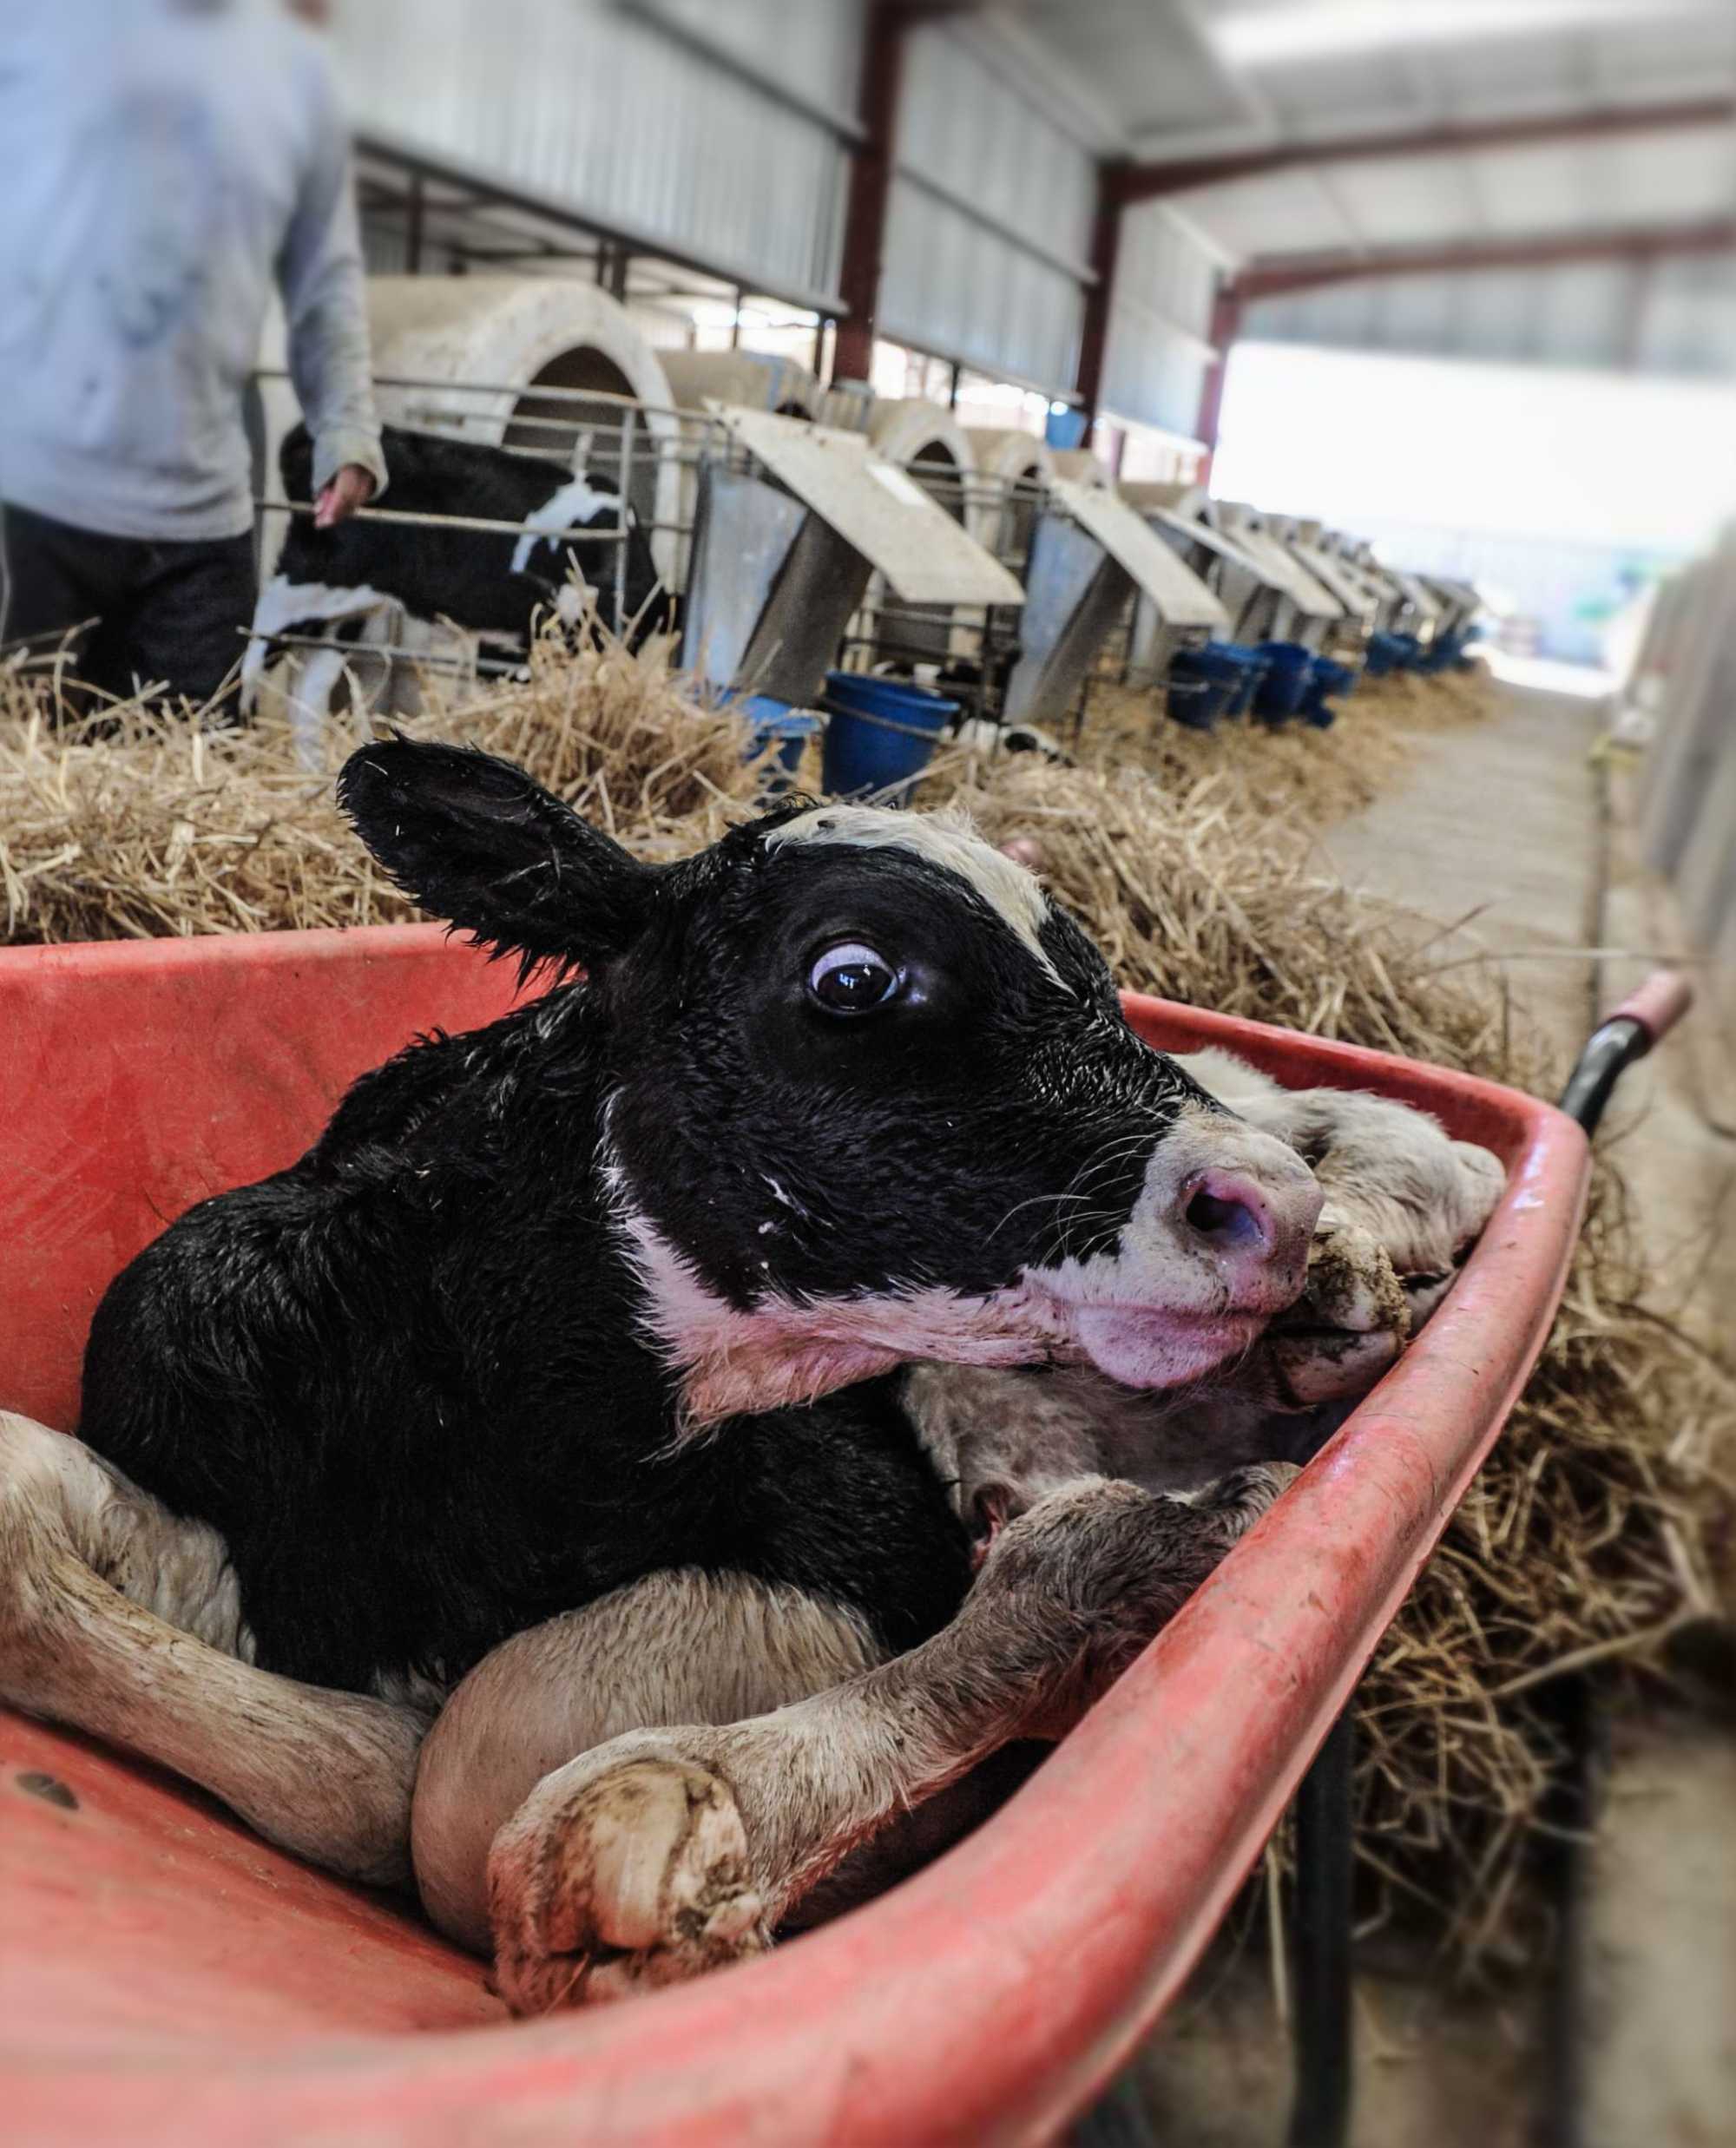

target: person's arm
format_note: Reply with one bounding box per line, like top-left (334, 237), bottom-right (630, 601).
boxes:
top-left (278, 62), bottom-right (387, 525)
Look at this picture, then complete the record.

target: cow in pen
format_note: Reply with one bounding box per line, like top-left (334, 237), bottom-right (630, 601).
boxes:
top-left (242, 423), bottom-right (670, 718)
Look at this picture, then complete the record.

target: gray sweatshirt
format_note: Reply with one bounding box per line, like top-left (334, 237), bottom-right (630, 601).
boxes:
top-left (0, 0), bottom-right (386, 542)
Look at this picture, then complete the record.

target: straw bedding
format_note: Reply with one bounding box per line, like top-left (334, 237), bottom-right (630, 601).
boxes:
top-left (1075, 662), bottom-right (1498, 827)
top-left (0, 640), bottom-right (760, 943)
top-left (1, 638), bottom-right (1728, 1970)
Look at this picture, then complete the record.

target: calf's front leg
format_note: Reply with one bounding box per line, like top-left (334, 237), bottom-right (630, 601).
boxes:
top-left (487, 1465), bottom-right (1292, 2015)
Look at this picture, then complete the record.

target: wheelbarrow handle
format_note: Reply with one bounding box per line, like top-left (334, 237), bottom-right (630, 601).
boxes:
top-left (1605, 967), bottom-right (1694, 1049)
top-left (1542, 960), bottom-right (1697, 2148)
top-left (1558, 967), bottom-right (1693, 1137)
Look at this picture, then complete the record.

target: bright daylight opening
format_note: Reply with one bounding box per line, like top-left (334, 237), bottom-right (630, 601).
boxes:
top-left (1211, 339), bottom-right (1736, 672)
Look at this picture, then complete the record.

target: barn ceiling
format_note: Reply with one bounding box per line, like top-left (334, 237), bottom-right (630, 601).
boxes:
top-left (981, 0), bottom-right (1736, 266)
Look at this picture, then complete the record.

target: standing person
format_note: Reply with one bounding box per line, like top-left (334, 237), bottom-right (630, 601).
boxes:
top-left (0, 0), bottom-right (386, 715)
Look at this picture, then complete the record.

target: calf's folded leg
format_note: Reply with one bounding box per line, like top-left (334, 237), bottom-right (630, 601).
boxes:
top-left (485, 1465), bottom-right (1292, 2015)
top-left (0, 1410), bottom-right (427, 1886)
top-left (411, 1569), bottom-right (886, 1950)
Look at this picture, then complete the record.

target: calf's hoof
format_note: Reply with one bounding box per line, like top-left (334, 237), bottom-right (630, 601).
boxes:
top-left (489, 1754), bottom-right (771, 2015)
top-left (1196, 1458), bottom-right (1302, 1535)
top-left (1268, 1223), bottom-right (1410, 1405)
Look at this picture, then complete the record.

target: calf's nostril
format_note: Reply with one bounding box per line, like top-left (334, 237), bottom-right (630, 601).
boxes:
top-left (1186, 1177), bottom-right (1274, 1256)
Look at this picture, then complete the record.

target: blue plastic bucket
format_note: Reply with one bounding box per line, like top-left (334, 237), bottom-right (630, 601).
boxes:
top-left (1254, 640), bottom-right (1315, 721)
top-left (1167, 646), bottom-right (1243, 731)
top-left (1301, 655), bottom-right (1358, 726)
top-left (1204, 639), bottom-right (1268, 719)
top-left (1312, 656), bottom-right (1358, 700)
top-left (739, 697), bottom-right (824, 798)
top-left (821, 671), bottom-right (958, 803)
top-left (1364, 630), bottom-right (1417, 678)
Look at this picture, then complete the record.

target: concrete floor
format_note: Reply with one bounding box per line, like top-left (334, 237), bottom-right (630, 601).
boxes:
top-left (1117, 682), bottom-right (1736, 2148)
top-left (1325, 685), bottom-right (1602, 1061)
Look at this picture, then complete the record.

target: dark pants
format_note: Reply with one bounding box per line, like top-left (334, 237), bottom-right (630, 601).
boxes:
top-left (1, 502), bottom-right (257, 713)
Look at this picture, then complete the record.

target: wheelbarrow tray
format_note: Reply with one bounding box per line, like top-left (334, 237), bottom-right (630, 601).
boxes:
top-left (0, 924), bottom-right (1589, 2146)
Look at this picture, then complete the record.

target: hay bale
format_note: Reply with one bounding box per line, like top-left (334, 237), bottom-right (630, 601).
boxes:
top-left (1, 639), bottom-right (1728, 1971)
top-left (0, 634), bottom-right (761, 943)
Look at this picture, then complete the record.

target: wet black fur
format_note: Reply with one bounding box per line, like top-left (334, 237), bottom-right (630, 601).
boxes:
top-left (79, 744), bottom-right (1220, 1698)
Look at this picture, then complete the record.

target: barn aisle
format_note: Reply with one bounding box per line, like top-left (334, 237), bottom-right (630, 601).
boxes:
top-left (1325, 684), bottom-right (1602, 1061)
top-left (1324, 680), bottom-right (1734, 1340)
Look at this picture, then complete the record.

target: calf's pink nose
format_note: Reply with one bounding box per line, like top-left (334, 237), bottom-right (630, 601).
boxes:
top-left (1182, 1164), bottom-right (1319, 1306)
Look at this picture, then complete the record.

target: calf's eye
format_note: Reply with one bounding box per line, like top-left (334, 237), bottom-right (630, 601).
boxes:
top-left (808, 942), bottom-right (903, 1014)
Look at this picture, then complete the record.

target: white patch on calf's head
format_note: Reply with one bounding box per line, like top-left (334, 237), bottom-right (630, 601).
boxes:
top-left (764, 803), bottom-right (1062, 987)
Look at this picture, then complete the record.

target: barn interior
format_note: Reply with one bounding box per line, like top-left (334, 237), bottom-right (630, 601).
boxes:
top-left (2, 5), bottom-right (1733, 2146)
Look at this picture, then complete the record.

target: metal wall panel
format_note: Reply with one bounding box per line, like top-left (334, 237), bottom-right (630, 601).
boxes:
top-left (1246, 259), bottom-right (1736, 380)
top-left (1098, 204), bottom-right (1218, 438)
top-left (877, 24), bottom-right (1095, 395)
top-left (332, 0), bottom-right (860, 308)
top-left (641, 0), bottom-right (859, 113)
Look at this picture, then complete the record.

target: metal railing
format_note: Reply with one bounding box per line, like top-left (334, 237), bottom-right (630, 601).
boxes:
top-left (251, 368), bottom-right (734, 649)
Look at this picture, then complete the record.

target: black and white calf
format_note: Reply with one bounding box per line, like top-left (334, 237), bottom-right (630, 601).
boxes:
top-left (242, 423), bottom-right (671, 713)
top-left (0, 747), bottom-right (1502, 2013)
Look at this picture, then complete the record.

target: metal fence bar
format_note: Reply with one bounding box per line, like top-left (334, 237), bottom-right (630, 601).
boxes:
top-left (256, 630), bottom-right (529, 680)
top-left (254, 365), bottom-right (716, 434)
top-left (260, 499), bottom-right (630, 546)
top-left (614, 402), bottom-right (636, 633)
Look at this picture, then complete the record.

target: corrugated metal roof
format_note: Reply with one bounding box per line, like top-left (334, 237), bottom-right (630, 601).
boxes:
top-left (1246, 253), bottom-right (1736, 375)
top-left (1003, 0), bottom-right (1736, 377)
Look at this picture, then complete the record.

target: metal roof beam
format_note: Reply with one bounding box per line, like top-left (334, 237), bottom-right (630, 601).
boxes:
top-left (1113, 95), bottom-right (1736, 203)
top-left (1233, 219), bottom-right (1736, 302)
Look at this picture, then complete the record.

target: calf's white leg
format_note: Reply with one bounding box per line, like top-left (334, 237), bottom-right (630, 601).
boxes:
top-left (411, 1569), bottom-right (885, 1949)
top-left (0, 1411), bottom-right (427, 1885)
top-left (480, 1466), bottom-right (1292, 2015)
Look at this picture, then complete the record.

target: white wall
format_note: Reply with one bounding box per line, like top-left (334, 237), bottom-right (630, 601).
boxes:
top-left (1211, 339), bottom-right (1736, 660)
top-left (1212, 341), bottom-right (1736, 552)
top-left (1098, 202), bottom-right (1220, 441)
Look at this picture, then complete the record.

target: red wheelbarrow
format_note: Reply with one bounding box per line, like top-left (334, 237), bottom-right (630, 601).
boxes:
top-left (0, 926), bottom-right (1688, 2147)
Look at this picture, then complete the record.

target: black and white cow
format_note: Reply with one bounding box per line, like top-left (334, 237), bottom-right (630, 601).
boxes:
top-left (0, 746), bottom-right (1503, 2013)
top-left (242, 423), bottom-right (671, 712)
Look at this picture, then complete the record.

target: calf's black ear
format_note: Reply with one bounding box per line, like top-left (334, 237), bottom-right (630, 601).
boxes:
top-left (339, 739), bottom-right (660, 979)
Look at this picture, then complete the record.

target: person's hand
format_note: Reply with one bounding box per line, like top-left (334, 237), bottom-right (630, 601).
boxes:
top-left (315, 465), bottom-right (376, 529)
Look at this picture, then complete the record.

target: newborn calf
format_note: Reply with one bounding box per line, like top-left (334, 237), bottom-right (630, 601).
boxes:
top-left (411, 1048), bottom-right (1502, 2010)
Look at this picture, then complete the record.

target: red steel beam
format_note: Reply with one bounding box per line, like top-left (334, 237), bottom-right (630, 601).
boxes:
top-left (1233, 218), bottom-right (1736, 303)
top-left (1113, 95), bottom-right (1736, 204)
top-left (832, 2), bottom-right (910, 383)
top-left (1194, 281), bottom-right (1242, 486)
top-left (1075, 161), bottom-right (1128, 422)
